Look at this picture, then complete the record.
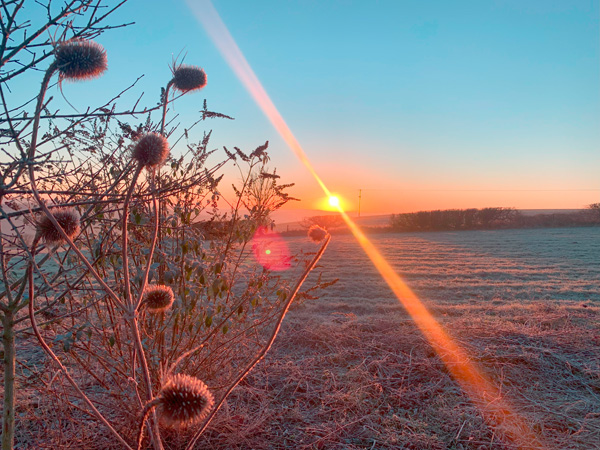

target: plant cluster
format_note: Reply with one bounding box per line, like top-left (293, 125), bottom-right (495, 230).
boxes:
top-left (0, 2), bottom-right (331, 449)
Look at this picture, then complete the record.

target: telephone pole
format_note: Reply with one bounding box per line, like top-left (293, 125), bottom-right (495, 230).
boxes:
top-left (358, 189), bottom-right (362, 217)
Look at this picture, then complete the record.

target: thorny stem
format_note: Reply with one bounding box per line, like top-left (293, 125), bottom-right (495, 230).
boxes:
top-left (26, 63), bottom-right (57, 161)
top-left (122, 164), bottom-right (143, 307)
top-left (27, 242), bottom-right (133, 450)
top-left (185, 234), bottom-right (332, 450)
top-left (121, 163), bottom-right (164, 450)
top-left (24, 62), bottom-right (146, 449)
top-left (26, 66), bottom-right (125, 311)
top-left (129, 314), bottom-right (163, 450)
top-left (136, 398), bottom-right (162, 450)
top-left (154, 79), bottom-right (172, 286)
top-left (1, 310), bottom-right (15, 450)
top-left (160, 81), bottom-right (173, 136)
top-left (134, 172), bottom-right (160, 309)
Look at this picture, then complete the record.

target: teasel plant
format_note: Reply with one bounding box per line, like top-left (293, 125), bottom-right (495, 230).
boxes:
top-left (0, 2), bottom-right (134, 449)
top-left (1, 2), bottom-right (335, 449)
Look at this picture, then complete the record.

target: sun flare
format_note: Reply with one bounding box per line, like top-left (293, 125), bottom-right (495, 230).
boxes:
top-left (190, 3), bottom-right (546, 448)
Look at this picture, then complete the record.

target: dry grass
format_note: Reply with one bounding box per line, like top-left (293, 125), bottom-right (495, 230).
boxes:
top-left (9, 228), bottom-right (600, 449)
top-left (194, 298), bottom-right (600, 450)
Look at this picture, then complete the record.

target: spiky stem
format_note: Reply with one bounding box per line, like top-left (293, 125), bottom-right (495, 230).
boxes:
top-left (184, 234), bottom-right (332, 450)
top-left (160, 81), bottom-right (173, 136)
top-left (26, 66), bottom-right (126, 311)
top-left (121, 163), bottom-right (163, 450)
top-left (27, 245), bottom-right (133, 450)
top-left (136, 398), bottom-right (161, 450)
top-left (122, 164), bottom-right (143, 306)
top-left (133, 172), bottom-right (160, 310)
top-left (1, 310), bottom-right (16, 450)
top-left (25, 64), bottom-right (132, 448)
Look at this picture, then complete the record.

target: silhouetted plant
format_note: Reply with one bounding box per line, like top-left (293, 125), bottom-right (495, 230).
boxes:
top-left (300, 214), bottom-right (344, 231)
top-left (0, 2), bottom-right (332, 449)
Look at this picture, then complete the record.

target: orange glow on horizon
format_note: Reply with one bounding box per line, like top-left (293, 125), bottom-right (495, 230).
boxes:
top-left (188, 2), bottom-right (546, 448)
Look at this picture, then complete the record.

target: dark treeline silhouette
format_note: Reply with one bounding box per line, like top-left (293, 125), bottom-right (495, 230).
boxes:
top-left (389, 207), bottom-right (600, 232)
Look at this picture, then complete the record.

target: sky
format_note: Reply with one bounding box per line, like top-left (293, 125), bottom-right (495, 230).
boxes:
top-left (8, 0), bottom-right (600, 220)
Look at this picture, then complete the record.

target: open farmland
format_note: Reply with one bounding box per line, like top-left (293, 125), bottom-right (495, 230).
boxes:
top-left (198, 227), bottom-right (600, 450)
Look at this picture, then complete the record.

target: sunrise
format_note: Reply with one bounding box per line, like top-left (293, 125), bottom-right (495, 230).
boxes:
top-left (0, 1), bottom-right (598, 450)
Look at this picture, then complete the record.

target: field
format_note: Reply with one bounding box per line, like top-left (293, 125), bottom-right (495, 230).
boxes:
top-left (199, 227), bottom-right (600, 449)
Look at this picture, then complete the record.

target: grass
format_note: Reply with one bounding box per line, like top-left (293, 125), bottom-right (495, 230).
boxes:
top-left (9, 228), bottom-right (600, 449)
top-left (194, 298), bottom-right (600, 450)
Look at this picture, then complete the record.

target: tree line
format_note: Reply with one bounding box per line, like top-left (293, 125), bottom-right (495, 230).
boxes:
top-left (389, 206), bottom-right (600, 232)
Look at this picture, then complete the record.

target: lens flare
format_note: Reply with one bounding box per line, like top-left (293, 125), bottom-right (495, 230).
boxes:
top-left (251, 226), bottom-right (291, 271)
top-left (188, 2), bottom-right (545, 448)
top-left (328, 196), bottom-right (340, 208)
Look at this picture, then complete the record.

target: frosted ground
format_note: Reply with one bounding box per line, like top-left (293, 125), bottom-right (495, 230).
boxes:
top-left (199, 227), bottom-right (600, 450)
top-left (315, 227), bottom-right (600, 308)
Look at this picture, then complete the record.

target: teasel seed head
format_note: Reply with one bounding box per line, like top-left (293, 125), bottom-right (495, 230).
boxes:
top-left (142, 285), bottom-right (175, 313)
top-left (308, 225), bottom-right (328, 243)
top-left (171, 64), bottom-right (207, 93)
top-left (36, 208), bottom-right (80, 246)
top-left (132, 133), bottom-right (170, 169)
top-left (157, 374), bottom-right (214, 427)
top-left (54, 39), bottom-right (107, 81)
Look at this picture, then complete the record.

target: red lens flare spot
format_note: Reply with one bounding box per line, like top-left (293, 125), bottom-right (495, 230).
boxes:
top-left (251, 227), bottom-right (291, 271)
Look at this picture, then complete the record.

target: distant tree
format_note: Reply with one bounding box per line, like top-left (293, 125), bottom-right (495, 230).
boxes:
top-left (300, 214), bottom-right (344, 230)
top-left (588, 203), bottom-right (600, 219)
top-left (390, 207), bottom-right (518, 232)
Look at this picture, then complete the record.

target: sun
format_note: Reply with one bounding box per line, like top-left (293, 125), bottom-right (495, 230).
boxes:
top-left (328, 196), bottom-right (340, 208)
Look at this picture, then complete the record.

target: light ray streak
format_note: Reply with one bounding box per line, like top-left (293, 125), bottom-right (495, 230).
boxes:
top-left (187, 1), bottom-right (545, 448)
top-left (187, 0), bottom-right (331, 198)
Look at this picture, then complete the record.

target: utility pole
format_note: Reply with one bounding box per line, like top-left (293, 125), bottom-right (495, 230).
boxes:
top-left (358, 189), bottom-right (362, 217)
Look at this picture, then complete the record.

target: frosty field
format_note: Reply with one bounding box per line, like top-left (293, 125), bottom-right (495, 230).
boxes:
top-left (316, 227), bottom-right (600, 308)
top-left (200, 227), bottom-right (600, 450)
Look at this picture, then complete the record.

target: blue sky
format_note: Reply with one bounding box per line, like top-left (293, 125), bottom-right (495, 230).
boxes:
top-left (10, 0), bottom-right (600, 217)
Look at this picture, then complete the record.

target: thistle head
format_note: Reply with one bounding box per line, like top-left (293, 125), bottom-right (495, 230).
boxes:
top-left (142, 285), bottom-right (175, 313)
top-left (308, 225), bottom-right (328, 243)
top-left (36, 208), bottom-right (80, 245)
top-left (157, 374), bottom-right (214, 427)
top-left (54, 39), bottom-right (107, 81)
top-left (171, 64), bottom-right (207, 93)
top-left (132, 133), bottom-right (170, 169)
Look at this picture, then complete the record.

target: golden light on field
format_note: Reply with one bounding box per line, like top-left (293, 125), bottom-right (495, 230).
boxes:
top-left (189, 2), bottom-right (546, 449)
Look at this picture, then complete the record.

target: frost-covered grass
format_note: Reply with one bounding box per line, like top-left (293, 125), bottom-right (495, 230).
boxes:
top-left (198, 227), bottom-right (600, 449)
top-left (13, 228), bottom-right (599, 448)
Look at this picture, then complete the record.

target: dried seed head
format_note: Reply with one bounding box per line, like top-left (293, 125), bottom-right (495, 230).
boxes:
top-left (143, 285), bottom-right (175, 313)
top-left (157, 374), bottom-right (214, 427)
top-left (132, 133), bottom-right (170, 169)
top-left (171, 65), bottom-right (207, 93)
top-left (308, 225), bottom-right (328, 243)
top-left (54, 39), bottom-right (107, 81)
top-left (36, 208), bottom-right (80, 245)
